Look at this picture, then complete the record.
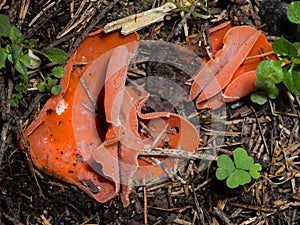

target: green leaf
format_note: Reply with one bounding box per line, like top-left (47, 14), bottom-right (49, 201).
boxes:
top-left (7, 54), bottom-right (13, 63)
top-left (226, 170), bottom-right (240, 188)
top-left (24, 39), bottom-right (36, 48)
top-left (19, 74), bottom-right (29, 83)
top-left (15, 60), bottom-right (27, 75)
top-left (293, 42), bottom-right (300, 55)
top-left (11, 44), bottom-right (22, 62)
top-left (251, 91), bottom-right (268, 105)
top-left (254, 79), bottom-right (280, 99)
top-left (249, 163), bottom-right (262, 179)
top-left (216, 168), bottom-right (230, 180)
top-left (10, 98), bottom-right (19, 107)
top-left (9, 25), bottom-right (24, 43)
top-left (51, 85), bottom-right (62, 95)
top-left (20, 54), bottom-right (31, 67)
top-left (5, 45), bottom-right (13, 63)
top-left (217, 155), bottom-right (235, 172)
top-left (43, 48), bottom-right (68, 64)
top-left (0, 47), bottom-right (7, 69)
top-left (167, 0), bottom-right (211, 19)
top-left (216, 154), bottom-right (235, 181)
top-left (226, 169), bottom-right (252, 188)
top-left (287, 1), bottom-right (300, 24)
top-left (14, 92), bottom-right (23, 99)
top-left (256, 60), bottom-right (284, 84)
top-left (273, 37), bottom-right (298, 57)
top-left (267, 83), bottom-right (280, 99)
top-left (283, 69), bottom-right (300, 95)
top-left (52, 66), bottom-right (65, 78)
top-left (37, 82), bottom-right (46, 92)
top-left (0, 14), bottom-right (11, 37)
top-left (233, 148), bottom-right (254, 170)
top-left (294, 57), bottom-right (300, 64)
top-left (15, 83), bottom-right (26, 92)
top-left (235, 170), bottom-right (252, 186)
top-left (46, 79), bottom-right (58, 89)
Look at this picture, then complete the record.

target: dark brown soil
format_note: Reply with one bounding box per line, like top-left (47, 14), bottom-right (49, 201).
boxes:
top-left (0, 0), bottom-right (299, 224)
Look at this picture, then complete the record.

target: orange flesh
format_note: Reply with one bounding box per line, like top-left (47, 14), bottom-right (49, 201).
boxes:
top-left (224, 70), bottom-right (257, 102)
top-left (22, 29), bottom-right (200, 207)
top-left (190, 26), bottom-right (262, 103)
top-left (23, 30), bottom-right (139, 203)
top-left (190, 24), bottom-right (278, 109)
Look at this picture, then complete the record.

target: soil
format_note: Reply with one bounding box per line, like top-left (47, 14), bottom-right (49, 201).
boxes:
top-left (0, 0), bottom-right (299, 224)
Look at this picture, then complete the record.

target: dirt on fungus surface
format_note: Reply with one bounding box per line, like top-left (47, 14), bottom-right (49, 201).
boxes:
top-left (0, 0), bottom-right (299, 224)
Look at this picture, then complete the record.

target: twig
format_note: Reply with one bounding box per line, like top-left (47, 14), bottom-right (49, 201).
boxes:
top-left (21, 93), bottom-right (43, 121)
top-left (151, 123), bottom-right (169, 148)
top-left (0, 119), bottom-right (11, 166)
top-left (56, 0), bottom-right (88, 38)
top-left (140, 147), bottom-right (217, 161)
top-left (191, 183), bottom-right (206, 225)
top-left (17, 121), bottom-right (45, 198)
top-left (245, 50), bottom-right (275, 60)
top-left (250, 106), bottom-right (270, 155)
top-left (213, 207), bottom-right (234, 225)
top-left (29, 2), bottom-right (56, 27)
top-left (69, 0), bottom-right (119, 54)
top-left (19, 0), bottom-right (31, 23)
top-left (143, 177), bottom-right (148, 225)
top-left (229, 201), bottom-right (274, 212)
top-left (80, 77), bottom-right (97, 108)
top-left (174, 0), bottom-right (199, 36)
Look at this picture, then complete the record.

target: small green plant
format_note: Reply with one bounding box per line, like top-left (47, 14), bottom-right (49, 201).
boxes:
top-left (251, 1), bottom-right (300, 105)
top-left (167, 0), bottom-right (211, 19)
top-left (216, 148), bottom-right (262, 188)
top-left (0, 14), bottom-right (68, 106)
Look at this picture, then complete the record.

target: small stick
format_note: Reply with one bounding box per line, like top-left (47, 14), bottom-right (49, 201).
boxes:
top-left (141, 147), bottom-right (217, 161)
top-left (143, 177), bottom-right (148, 225)
top-left (229, 202), bottom-right (274, 212)
top-left (174, 0), bottom-right (199, 36)
top-left (213, 207), bottom-right (234, 225)
top-left (80, 77), bottom-right (97, 109)
top-left (81, 101), bottom-right (96, 115)
top-left (151, 123), bottom-right (169, 148)
top-left (18, 122), bottom-right (45, 198)
top-left (250, 106), bottom-right (270, 155)
top-left (69, 0), bottom-right (119, 54)
top-left (245, 50), bottom-right (275, 60)
top-left (151, 157), bottom-right (175, 181)
top-left (70, 0), bottom-right (75, 18)
top-left (19, 0), bottom-right (31, 22)
top-left (191, 183), bottom-right (206, 225)
top-left (29, 2), bottom-right (56, 27)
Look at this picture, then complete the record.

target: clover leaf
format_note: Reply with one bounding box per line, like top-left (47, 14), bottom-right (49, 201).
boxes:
top-left (216, 148), bottom-right (262, 188)
top-left (234, 147), bottom-right (254, 170)
top-left (227, 169), bottom-right (251, 188)
top-left (216, 155), bottom-right (234, 180)
top-left (249, 164), bottom-right (262, 179)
